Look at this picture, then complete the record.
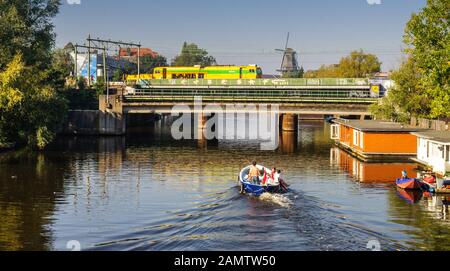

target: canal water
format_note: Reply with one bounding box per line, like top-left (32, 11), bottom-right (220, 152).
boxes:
top-left (1, 120), bottom-right (449, 251)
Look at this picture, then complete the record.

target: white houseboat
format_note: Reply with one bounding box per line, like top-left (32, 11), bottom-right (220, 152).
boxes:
top-left (412, 131), bottom-right (450, 176)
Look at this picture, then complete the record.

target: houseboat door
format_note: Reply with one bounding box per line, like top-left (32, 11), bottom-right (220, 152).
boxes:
top-left (162, 68), bottom-right (167, 79)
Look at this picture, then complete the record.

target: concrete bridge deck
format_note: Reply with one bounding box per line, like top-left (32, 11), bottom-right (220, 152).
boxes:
top-left (119, 85), bottom-right (378, 115)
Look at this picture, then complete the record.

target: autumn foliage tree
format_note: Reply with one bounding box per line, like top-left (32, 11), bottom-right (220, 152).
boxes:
top-left (0, 0), bottom-right (67, 149)
top-left (304, 50), bottom-right (381, 78)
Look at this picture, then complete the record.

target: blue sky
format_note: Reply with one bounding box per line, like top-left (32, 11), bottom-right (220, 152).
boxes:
top-left (55, 0), bottom-right (426, 74)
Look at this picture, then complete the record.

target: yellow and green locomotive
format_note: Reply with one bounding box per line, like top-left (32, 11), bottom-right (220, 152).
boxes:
top-left (152, 65), bottom-right (263, 80)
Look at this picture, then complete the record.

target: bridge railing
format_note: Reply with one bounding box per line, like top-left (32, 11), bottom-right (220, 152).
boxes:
top-left (136, 78), bottom-right (370, 87)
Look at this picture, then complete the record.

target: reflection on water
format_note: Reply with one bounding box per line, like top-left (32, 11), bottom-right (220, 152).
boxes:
top-left (0, 120), bottom-right (450, 251)
top-left (330, 147), bottom-right (419, 183)
top-left (397, 189), bottom-right (424, 204)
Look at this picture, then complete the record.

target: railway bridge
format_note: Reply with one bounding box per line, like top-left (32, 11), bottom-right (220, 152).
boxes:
top-left (95, 78), bottom-right (382, 135)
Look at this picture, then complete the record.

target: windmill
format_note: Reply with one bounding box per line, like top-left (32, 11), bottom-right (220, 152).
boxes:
top-left (275, 32), bottom-right (300, 77)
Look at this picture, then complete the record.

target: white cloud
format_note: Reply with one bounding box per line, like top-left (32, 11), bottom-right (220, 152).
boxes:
top-left (367, 0), bottom-right (382, 5)
top-left (67, 0), bottom-right (81, 4)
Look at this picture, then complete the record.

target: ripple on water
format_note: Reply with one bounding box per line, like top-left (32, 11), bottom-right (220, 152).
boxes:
top-left (1, 121), bottom-right (448, 251)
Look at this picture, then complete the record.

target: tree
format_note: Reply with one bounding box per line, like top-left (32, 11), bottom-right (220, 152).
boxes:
top-left (112, 69), bottom-right (124, 82)
top-left (282, 66), bottom-right (305, 78)
top-left (304, 50), bottom-right (381, 78)
top-left (0, 54), bottom-right (67, 149)
top-left (172, 42), bottom-right (217, 66)
top-left (0, 0), bottom-right (60, 70)
top-left (371, 0), bottom-right (449, 120)
top-left (403, 0), bottom-right (449, 118)
top-left (389, 57), bottom-right (430, 117)
top-left (93, 77), bottom-right (106, 96)
top-left (299, 66), bottom-right (305, 78)
top-left (304, 64), bottom-right (341, 78)
top-left (48, 48), bottom-right (74, 89)
top-left (338, 50), bottom-right (381, 78)
top-left (140, 55), bottom-right (168, 73)
top-left (0, 0), bottom-right (68, 149)
top-left (76, 77), bottom-right (87, 90)
top-left (369, 92), bottom-right (410, 123)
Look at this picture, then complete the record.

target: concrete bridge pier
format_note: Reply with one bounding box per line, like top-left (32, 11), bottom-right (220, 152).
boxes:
top-left (196, 112), bottom-right (219, 149)
top-left (197, 113), bottom-right (208, 132)
top-left (281, 114), bottom-right (299, 132)
top-left (196, 113), bottom-right (219, 145)
top-left (278, 114), bottom-right (299, 153)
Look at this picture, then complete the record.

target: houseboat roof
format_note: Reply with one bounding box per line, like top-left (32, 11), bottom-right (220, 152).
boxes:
top-left (411, 131), bottom-right (450, 143)
top-left (333, 119), bottom-right (424, 132)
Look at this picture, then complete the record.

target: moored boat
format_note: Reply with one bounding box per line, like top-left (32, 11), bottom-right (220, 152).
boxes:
top-left (239, 165), bottom-right (284, 196)
top-left (396, 178), bottom-right (423, 190)
top-left (396, 178), bottom-right (431, 191)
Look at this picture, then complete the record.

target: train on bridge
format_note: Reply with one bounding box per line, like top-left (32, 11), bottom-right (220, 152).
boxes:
top-left (122, 65), bottom-right (386, 100)
top-left (126, 65), bottom-right (263, 82)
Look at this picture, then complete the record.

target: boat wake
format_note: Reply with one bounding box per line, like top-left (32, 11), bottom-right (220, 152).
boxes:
top-left (258, 193), bottom-right (293, 208)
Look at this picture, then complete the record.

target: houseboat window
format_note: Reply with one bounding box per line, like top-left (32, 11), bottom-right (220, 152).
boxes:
top-left (418, 138), bottom-right (422, 156)
top-left (427, 142), bottom-right (430, 158)
top-left (430, 143), bottom-right (441, 158)
top-left (353, 130), bottom-right (359, 146)
top-left (360, 132), bottom-right (364, 148)
top-left (331, 124), bottom-right (339, 140)
top-left (447, 145), bottom-right (450, 162)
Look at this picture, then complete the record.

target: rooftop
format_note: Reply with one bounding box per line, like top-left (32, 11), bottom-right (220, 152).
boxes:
top-left (411, 131), bottom-right (450, 143)
top-left (333, 119), bottom-right (425, 132)
top-left (119, 48), bottom-right (158, 58)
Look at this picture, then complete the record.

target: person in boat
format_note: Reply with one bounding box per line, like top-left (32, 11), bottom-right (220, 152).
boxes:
top-left (248, 161), bottom-right (261, 185)
top-left (422, 172), bottom-right (436, 184)
top-left (271, 168), bottom-right (289, 192)
top-left (401, 170), bottom-right (408, 179)
top-left (268, 167), bottom-right (277, 185)
top-left (276, 170), bottom-right (289, 192)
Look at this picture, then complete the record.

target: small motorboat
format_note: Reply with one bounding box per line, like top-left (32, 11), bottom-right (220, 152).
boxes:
top-left (239, 165), bottom-right (284, 196)
top-left (396, 178), bottom-right (423, 190)
top-left (396, 178), bottom-right (434, 192)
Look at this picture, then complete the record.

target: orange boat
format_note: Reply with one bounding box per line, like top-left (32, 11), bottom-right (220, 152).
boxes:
top-left (396, 178), bottom-right (424, 190)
